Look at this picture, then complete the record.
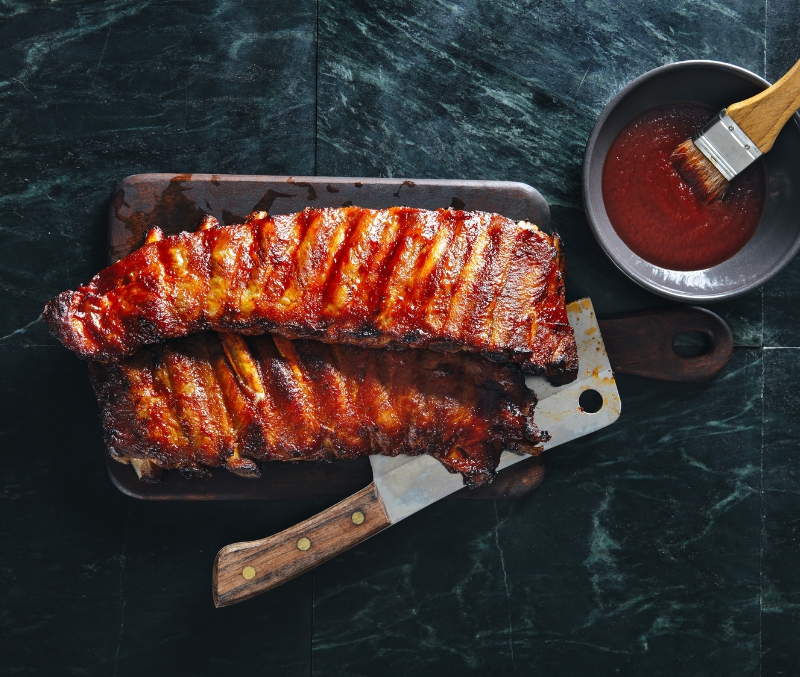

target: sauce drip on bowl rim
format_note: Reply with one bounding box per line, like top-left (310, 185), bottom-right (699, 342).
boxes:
top-left (602, 103), bottom-right (766, 271)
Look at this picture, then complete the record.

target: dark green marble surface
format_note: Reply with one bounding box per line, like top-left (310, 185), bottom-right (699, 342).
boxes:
top-left (1, 1), bottom-right (799, 675)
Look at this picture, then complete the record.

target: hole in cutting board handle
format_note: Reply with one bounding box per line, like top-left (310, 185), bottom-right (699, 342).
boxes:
top-left (672, 330), bottom-right (713, 358)
top-left (579, 389), bottom-right (603, 414)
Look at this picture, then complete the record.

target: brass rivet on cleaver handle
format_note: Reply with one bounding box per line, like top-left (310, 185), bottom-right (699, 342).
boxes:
top-left (212, 483), bottom-right (392, 608)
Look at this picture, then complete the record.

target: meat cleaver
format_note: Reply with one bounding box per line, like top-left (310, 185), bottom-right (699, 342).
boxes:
top-left (213, 298), bottom-right (622, 607)
top-left (212, 298), bottom-right (734, 606)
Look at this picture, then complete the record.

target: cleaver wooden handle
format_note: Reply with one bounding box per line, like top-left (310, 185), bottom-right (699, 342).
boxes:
top-left (597, 305), bottom-right (733, 382)
top-left (213, 482), bottom-right (391, 607)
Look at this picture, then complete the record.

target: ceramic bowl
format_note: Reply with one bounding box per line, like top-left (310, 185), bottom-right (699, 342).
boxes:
top-left (583, 60), bottom-right (800, 302)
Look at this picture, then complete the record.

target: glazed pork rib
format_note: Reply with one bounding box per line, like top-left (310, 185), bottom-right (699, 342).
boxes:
top-left (44, 207), bottom-right (578, 383)
top-left (91, 330), bottom-right (547, 489)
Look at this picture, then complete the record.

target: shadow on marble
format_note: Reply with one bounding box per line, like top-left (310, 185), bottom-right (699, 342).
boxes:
top-left (763, 0), bottom-right (800, 350)
top-left (761, 348), bottom-right (800, 676)
top-left (763, 239), bottom-right (800, 348)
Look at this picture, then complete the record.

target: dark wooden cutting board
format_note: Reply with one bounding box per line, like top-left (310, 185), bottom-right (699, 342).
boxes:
top-left (106, 174), bottom-right (552, 500)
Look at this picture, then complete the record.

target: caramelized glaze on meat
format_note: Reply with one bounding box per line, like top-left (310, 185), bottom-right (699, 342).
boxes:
top-left (90, 332), bottom-right (547, 488)
top-left (44, 207), bottom-right (578, 383)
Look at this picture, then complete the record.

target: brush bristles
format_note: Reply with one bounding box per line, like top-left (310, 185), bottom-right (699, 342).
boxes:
top-left (671, 138), bottom-right (729, 204)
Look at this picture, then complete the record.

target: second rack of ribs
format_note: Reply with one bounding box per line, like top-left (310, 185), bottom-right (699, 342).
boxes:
top-left (91, 331), bottom-right (548, 488)
top-left (45, 207), bottom-right (578, 383)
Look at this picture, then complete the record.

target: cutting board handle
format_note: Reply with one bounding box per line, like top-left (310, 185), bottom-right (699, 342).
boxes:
top-left (212, 482), bottom-right (391, 607)
top-left (597, 306), bottom-right (733, 382)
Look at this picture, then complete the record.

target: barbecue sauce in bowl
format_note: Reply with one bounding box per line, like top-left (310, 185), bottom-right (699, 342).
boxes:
top-left (601, 103), bottom-right (766, 271)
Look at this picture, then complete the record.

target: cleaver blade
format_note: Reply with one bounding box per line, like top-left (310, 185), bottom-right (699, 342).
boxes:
top-left (370, 298), bottom-right (620, 523)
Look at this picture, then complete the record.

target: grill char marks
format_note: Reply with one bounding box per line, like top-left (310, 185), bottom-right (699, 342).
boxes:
top-left (44, 207), bottom-right (578, 383)
top-left (90, 333), bottom-right (548, 488)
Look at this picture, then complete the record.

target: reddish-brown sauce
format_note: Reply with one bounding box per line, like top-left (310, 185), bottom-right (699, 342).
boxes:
top-left (602, 103), bottom-right (766, 271)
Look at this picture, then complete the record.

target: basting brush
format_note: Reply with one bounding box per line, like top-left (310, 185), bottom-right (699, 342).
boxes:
top-left (672, 58), bottom-right (800, 204)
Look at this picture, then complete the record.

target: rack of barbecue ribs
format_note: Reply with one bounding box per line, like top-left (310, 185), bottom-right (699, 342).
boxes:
top-left (46, 207), bottom-right (575, 486)
top-left (44, 207), bottom-right (578, 384)
top-left (90, 330), bottom-right (548, 489)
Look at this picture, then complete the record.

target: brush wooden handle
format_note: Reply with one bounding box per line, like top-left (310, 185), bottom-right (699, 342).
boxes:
top-left (727, 58), bottom-right (800, 153)
top-left (212, 482), bottom-right (391, 607)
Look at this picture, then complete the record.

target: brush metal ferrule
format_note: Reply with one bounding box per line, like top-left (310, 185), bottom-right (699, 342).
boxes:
top-left (692, 111), bottom-right (762, 181)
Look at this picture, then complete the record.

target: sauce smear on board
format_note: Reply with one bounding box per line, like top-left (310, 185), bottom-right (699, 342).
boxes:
top-left (602, 103), bottom-right (766, 271)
